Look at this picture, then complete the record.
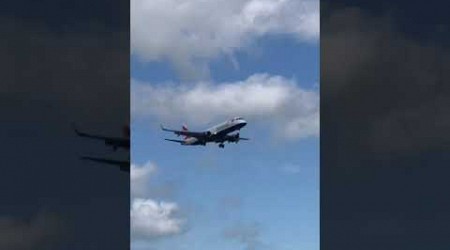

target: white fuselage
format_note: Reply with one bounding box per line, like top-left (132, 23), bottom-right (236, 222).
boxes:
top-left (183, 117), bottom-right (247, 145)
top-left (207, 118), bottom-right (246, 135)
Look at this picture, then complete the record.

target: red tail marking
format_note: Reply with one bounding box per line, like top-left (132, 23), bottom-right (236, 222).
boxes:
top-left (182, 124), bottom-right (189, 139)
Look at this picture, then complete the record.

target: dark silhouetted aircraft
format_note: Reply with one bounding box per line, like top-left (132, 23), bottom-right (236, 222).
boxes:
top-left (73, 124), bottom-right (130, 172)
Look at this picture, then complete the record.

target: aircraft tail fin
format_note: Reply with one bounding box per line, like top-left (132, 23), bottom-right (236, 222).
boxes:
top-left (182, 124), bottom-right (189, 139)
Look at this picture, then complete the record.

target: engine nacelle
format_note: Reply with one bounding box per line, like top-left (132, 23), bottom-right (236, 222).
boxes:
top-left (205, 131), bottom-right (212, 137)
top-left (226, 133), bottom-right (240, 143)
top-left (234, 133), bottom-right (240, 143)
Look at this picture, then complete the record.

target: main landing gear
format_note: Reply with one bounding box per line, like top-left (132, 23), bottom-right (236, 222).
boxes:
top-left (219, 143), bottom-right (225, 148)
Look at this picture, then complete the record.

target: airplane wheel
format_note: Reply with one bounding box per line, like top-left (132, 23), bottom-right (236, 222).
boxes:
top-left (219, 144), bottom-right (224, 148)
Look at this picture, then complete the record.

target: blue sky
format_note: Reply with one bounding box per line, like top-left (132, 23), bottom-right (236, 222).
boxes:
top-left (130, 1), bottom-right (319, 249)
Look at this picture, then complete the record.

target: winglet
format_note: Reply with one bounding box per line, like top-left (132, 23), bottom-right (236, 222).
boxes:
top-left (71, 123), bottom-right (91, 138)
top-left (160, 124), bottom-right (169, 131)
top-left (71, 122), bottom-right (82, 136)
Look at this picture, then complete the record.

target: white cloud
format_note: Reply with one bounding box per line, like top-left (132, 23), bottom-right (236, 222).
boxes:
top-left (131, 198), bottom-right (184, 239)
top-left (131, 73), bottom-right (319, 140)
top-left (131, 162), bottom-right (157, 198)
top-left (131, 162), bottom-right (185, 241)
top-left (0, 212), bottom-right (64, 249)
top-left (131, 0), bottom-right (319, 78)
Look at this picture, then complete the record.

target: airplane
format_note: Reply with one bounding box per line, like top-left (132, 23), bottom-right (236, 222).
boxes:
top-left (161, 117), bottom-right (249, 148)
top-left (81, 156), bottom-right (130, 173)
top-left (73, 123), bottom-right (130, 173)
top-left (73, 124), bottom-right (130, 151)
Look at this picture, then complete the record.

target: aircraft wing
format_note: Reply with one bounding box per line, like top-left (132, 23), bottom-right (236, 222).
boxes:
top-left (74, 127), bottom-right (124, 142)
top-left (164, 139), bottom-right (186, 144)
top-left (73, 125), bottom-right (129, 148)
top-left (221, 137), bottom-right (250, 143)
top-left (220, 133), bottom-right (250, 143)
top-left (160, 125), bottom-right (207, 138)
top-left (81, 156), bottom-right (130, 172)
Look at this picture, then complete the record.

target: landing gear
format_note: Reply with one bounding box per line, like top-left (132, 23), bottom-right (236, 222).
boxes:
top-left (219, 143), bottom-right (225, 148)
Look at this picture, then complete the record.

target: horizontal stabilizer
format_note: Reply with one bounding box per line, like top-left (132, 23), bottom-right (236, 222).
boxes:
top-left (80, 156), bottom-right (130, 173)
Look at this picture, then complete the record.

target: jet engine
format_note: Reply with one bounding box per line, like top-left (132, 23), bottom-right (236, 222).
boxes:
top-left (227, 133), bottom-right (240, 143)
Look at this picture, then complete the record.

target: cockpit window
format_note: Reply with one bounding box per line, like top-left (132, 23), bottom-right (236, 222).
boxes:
top-left (232, 117), bottom-right (243, 121)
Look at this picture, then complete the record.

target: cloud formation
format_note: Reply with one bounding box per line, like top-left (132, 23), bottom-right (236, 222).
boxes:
top-left (322, 7), bottom-right (450, 154)
top-left (131, 162), bottom-right (185, 241)
top-left (0, 18), bottom-right (129, 129)
top-left (321, 7), bottom-right (450, 248)
top-left (131, 198), bottom-right (185, 240)
top-left (0, 212), bottom-right (64, 250)
top-left (131, 0), bottom-right (319, 78)
top-left (131, 162), bottom-right (157, 198)
top-left (132, 73), bottom-right (319, 140)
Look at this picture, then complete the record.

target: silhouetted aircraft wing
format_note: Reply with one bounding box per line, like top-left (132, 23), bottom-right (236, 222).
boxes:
top-left (74, 127), bottom-right (125, 142)
top-left (81, 156), bottom-right (130, 172)
top-left (73, 124), bottom-right (130, 149)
